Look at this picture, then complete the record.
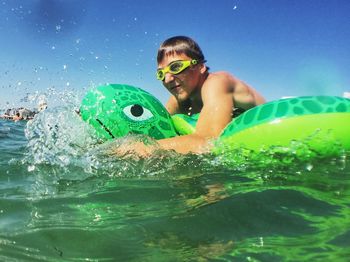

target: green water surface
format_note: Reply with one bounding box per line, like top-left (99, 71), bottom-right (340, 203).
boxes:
top-left (0, 119), bottom-right (349, 261)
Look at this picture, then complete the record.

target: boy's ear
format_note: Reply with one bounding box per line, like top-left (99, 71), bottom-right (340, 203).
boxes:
top-left (199, 63), bottom-right (207, 74)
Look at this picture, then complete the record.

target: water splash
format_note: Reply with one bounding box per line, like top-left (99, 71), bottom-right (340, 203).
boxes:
top-left (24, 106), bottom-right (97, 171)
top-left (22, 103), bottom-right (211, 190)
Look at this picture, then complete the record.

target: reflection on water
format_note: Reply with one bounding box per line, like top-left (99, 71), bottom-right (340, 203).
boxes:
top-left (0, 115), bottom-right (349, 261)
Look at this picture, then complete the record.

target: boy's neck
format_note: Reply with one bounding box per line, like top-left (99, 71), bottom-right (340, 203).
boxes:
top-left (189, 72), bottom-right (208, 102)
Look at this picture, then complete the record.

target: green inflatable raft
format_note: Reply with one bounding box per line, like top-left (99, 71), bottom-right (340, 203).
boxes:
top-left (80, 84), bottom-right (350, 156)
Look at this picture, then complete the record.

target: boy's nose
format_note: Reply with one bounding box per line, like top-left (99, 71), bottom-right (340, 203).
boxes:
top-left (163, 72), bottom-right (175, 83)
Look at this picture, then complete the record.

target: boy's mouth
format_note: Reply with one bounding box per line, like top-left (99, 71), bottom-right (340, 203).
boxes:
top-left (170, 84), bottom-right (181, 91)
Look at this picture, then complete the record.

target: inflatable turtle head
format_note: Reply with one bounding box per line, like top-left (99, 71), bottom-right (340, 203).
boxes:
top-left (80, 84), bottom-right (177, 140)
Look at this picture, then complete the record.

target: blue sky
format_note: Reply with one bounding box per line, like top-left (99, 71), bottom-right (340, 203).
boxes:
top-left (1, 0), bottom-right (349, 109)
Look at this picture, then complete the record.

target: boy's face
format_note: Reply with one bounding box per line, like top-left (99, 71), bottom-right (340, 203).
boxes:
top-left (158, 53), bottom-right (201, 102)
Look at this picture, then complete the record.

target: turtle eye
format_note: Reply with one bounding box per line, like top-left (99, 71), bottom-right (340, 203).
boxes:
top-left (122, 104), bottom-right (154, 121)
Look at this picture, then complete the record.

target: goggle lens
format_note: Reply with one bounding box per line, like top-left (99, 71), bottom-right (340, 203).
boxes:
top-left (156, 70), bottom-right (164, 80)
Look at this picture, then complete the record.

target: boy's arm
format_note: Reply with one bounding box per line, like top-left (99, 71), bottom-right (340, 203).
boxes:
top-left (165, 95), bottom-right (179, 114)
top-left (156, 74), bottom-right (234, 154)
top-left (113, 74), bottom-right (263, 155)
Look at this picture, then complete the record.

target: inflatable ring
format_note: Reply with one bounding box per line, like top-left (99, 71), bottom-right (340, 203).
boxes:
top-left (80, 84), bottom-right (350, 156)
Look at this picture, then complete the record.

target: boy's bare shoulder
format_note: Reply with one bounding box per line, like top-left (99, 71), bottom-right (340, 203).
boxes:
top-left (207, 71), bottom-right (240, 86)
top-left (203, 71), bottom-right (237, 93)
top-left (208, 71), bottom-right (236, 80)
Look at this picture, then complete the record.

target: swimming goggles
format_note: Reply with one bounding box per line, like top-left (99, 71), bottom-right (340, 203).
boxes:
top-left (156, 59), bottom-right (198, 81)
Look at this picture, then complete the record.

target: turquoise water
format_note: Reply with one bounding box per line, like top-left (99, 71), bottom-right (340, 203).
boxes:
top-left (1, 112), bottom-right (350, 261)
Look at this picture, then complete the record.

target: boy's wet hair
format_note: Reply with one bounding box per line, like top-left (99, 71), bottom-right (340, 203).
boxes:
top-left (157, 36), bottom-right (207, 66)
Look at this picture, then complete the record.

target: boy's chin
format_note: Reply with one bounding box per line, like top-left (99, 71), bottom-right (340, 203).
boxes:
top-left (174, 93), bottom-right (189, 102)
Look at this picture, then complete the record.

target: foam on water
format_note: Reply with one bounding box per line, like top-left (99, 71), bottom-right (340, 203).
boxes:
top-left (20, 104), bottom-right (217, 201)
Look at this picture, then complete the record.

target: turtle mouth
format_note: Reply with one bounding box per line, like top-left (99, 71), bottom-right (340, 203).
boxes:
top-left (96, 118), bottom-right (115, 139)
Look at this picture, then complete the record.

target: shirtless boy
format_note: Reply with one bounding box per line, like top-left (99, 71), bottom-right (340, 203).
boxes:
top-left (117, 36), bottom-right (265, 155)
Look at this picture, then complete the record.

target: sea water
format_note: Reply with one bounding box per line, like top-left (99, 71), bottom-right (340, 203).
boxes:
top-left (0, 109), bottom-right (349, 261)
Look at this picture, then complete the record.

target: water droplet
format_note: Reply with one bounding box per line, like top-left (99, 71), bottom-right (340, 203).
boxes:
top-left (28, 165), bottom-right (35, 172)
top-left (306, 163), bottom-right (313, 171)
